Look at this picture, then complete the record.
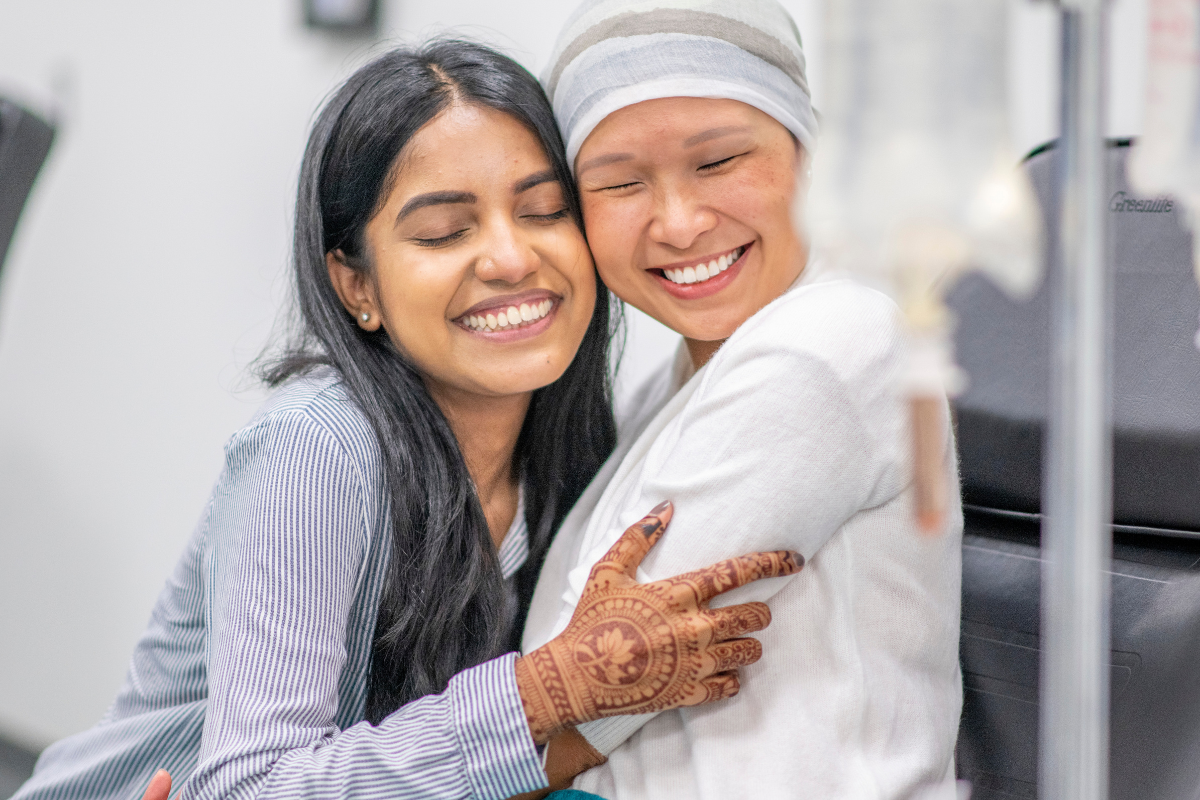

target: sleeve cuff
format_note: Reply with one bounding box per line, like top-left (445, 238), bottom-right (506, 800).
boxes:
top-left (576, 713), bottom-right (659, 756)
top-left (448, 652), bottom-right (547, 800)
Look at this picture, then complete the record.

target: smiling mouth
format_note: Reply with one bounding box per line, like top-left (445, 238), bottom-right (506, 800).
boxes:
top-left (657, 245), bottom-right (746, 285)
top-left (459, 299), bottom-right (555, 332)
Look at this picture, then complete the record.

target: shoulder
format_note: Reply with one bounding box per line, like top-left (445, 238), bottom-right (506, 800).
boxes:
top-left (708, 275), bottom-right (904, 394)
top-left (690, 276), bottom-right (908, 488)
top-left (676, 275), bottom-right (907, 506)
top-left (225, 367), bottom-right (382, 489)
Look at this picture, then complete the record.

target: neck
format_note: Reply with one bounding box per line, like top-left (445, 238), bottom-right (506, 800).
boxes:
top-left (424, 380), bottom-right (531, 548)
top-left (684, 337), bottom-right (725, 370)
top-left (684, 242), bottom-right (811, 370)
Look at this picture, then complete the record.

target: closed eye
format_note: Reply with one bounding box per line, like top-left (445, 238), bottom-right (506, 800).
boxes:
top-left (699, 154), bottom-right (743, 172)
top-left (523, 209), bottom-right (570, 222)
top-left (411, 230), bottom-right (468, 247)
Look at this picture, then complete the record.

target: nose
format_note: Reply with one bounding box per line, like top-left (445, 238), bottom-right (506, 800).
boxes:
top-left (647, 182), bottom-right (719, 251)
top-left (474, 216), bottom-right (540, 285)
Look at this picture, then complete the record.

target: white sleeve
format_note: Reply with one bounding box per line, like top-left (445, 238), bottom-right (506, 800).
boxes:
top-left (572, 284), bottom-right (912, 753)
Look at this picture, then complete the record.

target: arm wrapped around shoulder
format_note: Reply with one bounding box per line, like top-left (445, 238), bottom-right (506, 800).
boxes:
top-left (515, 502), bottom-right (803, 743)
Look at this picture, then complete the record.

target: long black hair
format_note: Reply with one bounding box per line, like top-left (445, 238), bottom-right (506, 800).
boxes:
top-left (262, 40), bottom-right (617, 722)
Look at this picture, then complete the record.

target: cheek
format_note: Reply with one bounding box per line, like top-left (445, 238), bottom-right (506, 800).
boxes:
top-left (582, 198), bottom-right (642, 290)
top-left (724, 167), bottom-right (797, 240)
top-left (562, 240), bottom-right (599, 313)
top-left (375, 256), bottom-right (461, 347)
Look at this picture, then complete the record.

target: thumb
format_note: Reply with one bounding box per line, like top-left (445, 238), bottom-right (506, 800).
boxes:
top-left (592, 501), bottom-right (673, 580)
top-left (143, 770), bottom-right (171, 800)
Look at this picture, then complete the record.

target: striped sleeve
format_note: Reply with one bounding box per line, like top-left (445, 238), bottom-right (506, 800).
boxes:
top-left (233, 653), bottom-right (545, 800)
top-left (181, 409), bottom-right (545, 800)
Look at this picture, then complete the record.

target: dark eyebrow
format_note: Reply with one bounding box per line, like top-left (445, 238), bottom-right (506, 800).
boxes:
top-left (513, 169), bottom-right (558, 195)
top-left (683, 125), bottom-right (753, 147)
top-left (396, 191), bottom-right (476, 223)
top-left (576, 152), bottom-right (634, 175)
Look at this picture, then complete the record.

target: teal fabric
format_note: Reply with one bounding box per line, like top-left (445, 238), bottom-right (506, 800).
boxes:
top-left (547, 792), bottom-right (607, 800)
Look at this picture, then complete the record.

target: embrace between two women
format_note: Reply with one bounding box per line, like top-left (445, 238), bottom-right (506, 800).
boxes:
top-left (15, 1), bottom-right (963, 798)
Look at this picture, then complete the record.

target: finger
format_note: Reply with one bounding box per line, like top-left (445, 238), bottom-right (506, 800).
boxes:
top-left (706, 637), bottom-right (763, 673)
top-left (590, 501), bottom-right (673, 579)
top-left (704, 602), bottom-right (772, 640)
top-left (143, 770), bottom-right (172, 800)
top-left (693, 671), bottom-right (741, 705)
top-left (670, 550), bottom-right (804, 605)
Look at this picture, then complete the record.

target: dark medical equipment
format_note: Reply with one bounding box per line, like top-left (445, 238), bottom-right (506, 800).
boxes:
top-left (952, 139), bottom-right (1200, 800)
top-left (0, 99), bottom-right (54, 274)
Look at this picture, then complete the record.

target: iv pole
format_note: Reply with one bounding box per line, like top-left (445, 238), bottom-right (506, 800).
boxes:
top-left (1041, 0), bottom-right (1112, 798)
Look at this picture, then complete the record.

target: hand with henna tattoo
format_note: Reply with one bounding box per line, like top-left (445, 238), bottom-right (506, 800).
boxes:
top-left (514, 500), bottom-right (804, 743)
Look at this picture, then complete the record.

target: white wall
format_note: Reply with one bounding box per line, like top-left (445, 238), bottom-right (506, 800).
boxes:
top-left (0, 0), bottom-right (1144, 749)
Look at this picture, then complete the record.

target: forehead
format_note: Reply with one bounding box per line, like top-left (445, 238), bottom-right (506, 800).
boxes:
top-left (392, 104), bottom-right (551, 192)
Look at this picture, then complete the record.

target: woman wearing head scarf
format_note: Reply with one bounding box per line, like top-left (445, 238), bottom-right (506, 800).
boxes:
top-left (521, 1), bottom-right (963, 797)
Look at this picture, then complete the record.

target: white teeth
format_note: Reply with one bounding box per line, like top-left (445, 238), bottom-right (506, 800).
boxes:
top-left (662, 247), bottom-right (743, 284)
top-left (464, 299), bottom-right (554, 331)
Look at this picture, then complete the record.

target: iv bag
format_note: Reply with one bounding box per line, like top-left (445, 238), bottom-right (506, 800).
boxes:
top-left (803, 0), bottom-right (1042, 530)
top-left (1129, 0), bottom-right (1200, 348)
top-left (806, 0), bottom-right (1041, 350)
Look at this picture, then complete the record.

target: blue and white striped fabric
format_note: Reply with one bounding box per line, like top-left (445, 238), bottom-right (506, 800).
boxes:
top-left (14, 369), bottom-right (545, 800)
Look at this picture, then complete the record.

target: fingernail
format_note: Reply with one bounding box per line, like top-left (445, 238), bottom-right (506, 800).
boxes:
top-left (650, 500), bottom-right (671, 515)
top-left (787, 551), bottom-right (805, 571)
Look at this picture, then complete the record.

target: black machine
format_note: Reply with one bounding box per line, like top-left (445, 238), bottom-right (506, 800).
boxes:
top-left (951, 140), bottom-right (1200, 799)
top-left (0, 99), bottom-right (55, 274)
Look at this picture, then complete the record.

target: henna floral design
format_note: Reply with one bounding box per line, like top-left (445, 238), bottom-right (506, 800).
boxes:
top-left (514, 501), bottom-right (805, 743)
top-left (575, 619), bottom-right (650, 686)
top-left (706, 601), bottom-right (773, 641)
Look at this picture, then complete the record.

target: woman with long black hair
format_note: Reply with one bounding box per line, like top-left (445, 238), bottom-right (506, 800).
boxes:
top-left (13, 39), bottom-right (798, 800)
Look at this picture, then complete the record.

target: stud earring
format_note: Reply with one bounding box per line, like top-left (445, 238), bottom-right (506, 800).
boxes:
top-left (361, 312), bottom-right (370, 322)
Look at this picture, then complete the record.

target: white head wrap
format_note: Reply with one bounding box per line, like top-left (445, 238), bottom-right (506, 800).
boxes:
top-left (542, 0), bottom-right (819, 169)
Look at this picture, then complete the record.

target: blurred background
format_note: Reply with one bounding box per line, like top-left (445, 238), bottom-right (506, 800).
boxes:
top-left (0, 0), bottom-right (1147, 794)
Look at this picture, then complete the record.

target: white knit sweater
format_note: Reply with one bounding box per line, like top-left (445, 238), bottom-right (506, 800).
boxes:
top-left (522, 268), bottom-right (963, 799)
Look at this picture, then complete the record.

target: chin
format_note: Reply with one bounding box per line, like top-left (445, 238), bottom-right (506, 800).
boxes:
top-left (495, 360), bottom-right (571, 395)
top-left (668, 313), bottom-right (744, 343)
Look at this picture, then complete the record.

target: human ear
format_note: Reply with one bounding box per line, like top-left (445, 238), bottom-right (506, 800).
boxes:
top-left (326, 250), bottom-right (382, 332)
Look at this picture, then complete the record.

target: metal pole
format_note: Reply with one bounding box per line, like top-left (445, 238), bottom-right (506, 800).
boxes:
top-left (1041, 1), bottom-right (1112, 799)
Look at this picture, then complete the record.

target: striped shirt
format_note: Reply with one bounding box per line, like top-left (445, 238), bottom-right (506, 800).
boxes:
top-left (15, 370), bottom-right (547, 800)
